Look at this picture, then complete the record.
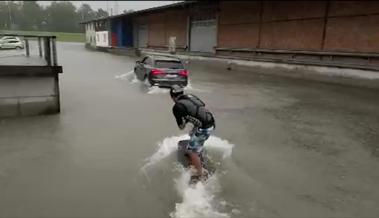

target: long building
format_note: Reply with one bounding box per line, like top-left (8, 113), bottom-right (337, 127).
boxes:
top-left (81, 1), bottom-right (379, 71)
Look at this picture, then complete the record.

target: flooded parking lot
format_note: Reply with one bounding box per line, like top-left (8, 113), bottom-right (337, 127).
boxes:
top-left (1, 42), bottom-right (379, 218)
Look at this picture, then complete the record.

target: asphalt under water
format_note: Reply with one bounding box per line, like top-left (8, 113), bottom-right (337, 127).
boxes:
top-left (1, 42), bottom-right (379, 218)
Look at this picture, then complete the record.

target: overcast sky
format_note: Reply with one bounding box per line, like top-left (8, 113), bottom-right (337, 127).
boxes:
top-left (37, 1), bottom-right (180, 15)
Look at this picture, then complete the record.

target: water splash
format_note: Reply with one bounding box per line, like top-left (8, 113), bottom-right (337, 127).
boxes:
top-left (147, 86), bottom-right (170, 95)
top-left (170, 167), bottom-right (230, 218)
top-left (140, 134), bottom-right (235, 218)
top-left (141, 135), bottom-right (233, 171)
top-left (145, 80), bottom-right (207, 95)
top-left (141, 135), bottom-right (188, 170)
top-left (115, 70), bottom-right (138, 84)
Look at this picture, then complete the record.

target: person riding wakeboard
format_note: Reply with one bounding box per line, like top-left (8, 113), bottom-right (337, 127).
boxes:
top-left (170, 85), bottom-right (215, 182)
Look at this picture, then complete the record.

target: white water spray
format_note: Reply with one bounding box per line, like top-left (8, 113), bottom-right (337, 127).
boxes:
top-left (146, 80), bottom-right (205, 95)
top-left (140, 135), bottom-right (235, 218)
top-left (147, 86), bottom-right (170, 94)
top-left (115, 70), bottom-right (138, 84)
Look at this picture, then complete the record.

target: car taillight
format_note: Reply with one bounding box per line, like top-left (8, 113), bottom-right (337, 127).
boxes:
top-left (179, 70), bottom-right (188, 76)
top-left (151, 69), bottom-right (165, 75)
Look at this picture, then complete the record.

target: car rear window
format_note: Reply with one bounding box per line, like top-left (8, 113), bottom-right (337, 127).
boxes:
top-left (155, 60), bottom-right (183, 69)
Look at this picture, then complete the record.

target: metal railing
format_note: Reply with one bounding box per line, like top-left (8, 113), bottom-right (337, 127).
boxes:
top-left (0, 33), bottom-right (58, 66)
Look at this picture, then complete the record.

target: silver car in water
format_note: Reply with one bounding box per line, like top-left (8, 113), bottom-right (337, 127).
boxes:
top-left (134, 55), bottom-right (188, 87)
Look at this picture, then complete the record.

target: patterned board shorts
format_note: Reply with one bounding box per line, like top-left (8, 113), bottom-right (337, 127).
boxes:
top-left (188, 126), bottom-right (215, 153)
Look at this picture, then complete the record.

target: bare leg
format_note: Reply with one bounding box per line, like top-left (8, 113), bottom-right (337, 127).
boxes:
top-left (188, 152), bottom-right (202, 176)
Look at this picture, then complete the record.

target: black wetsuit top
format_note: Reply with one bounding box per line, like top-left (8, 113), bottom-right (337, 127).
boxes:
top-left (172, 94), bottom-right (215, 129)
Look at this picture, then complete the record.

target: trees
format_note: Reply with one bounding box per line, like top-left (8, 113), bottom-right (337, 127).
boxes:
top-left (0, 1), bottom-right (109, 33)
top-left (95, 8), bottom-right (108, 18)
top-left (45, 1), bottom-right (79, 32)
top-left (19, 1), bottom-right (43, 31)
top-left (6, 1), bottom-right (23, 30)
top-left (77, 3), bottom-right (96, 22)
top-left (0, 2), bottom-right (8, 29)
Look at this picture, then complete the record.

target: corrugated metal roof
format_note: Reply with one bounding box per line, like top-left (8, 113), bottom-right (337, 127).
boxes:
top-left (79, 1), bottom-right (195, 24)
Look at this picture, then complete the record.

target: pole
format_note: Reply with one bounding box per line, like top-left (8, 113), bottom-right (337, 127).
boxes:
top-left (44, 37), bottom-right (51, 66)
top-left (106, 1), bottom-right (109, 15)
top-left (52, 37), bottom-right (57, 66)
top-left (38, 37), bottom-right (42, 57)
top-left (25, 38), bottom-right (30, 57)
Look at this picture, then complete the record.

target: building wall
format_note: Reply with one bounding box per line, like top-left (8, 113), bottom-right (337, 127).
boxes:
top-left (84, 1), bottom-right (379, 70)
top-left (95, 31), bottom-right (110, 47)
top-left (122, 17), bottom-right (134, 47)
top-left (132, 16), bottom-right (148, 48)
top-left (148, 12), bottom-right (166, 47)
top-left (85, 22), bottom-right (96, 47)
top-left (218, 1), bottom-right (326, 50)
top-left (111, 20), bottom-right (117, 47)
top-left (260, 1), bottom-right (326, 50)
top-left (217, 0), bottom-right (379, 53)
top-left (146, 8), bottom-right (188, 49)
top-left (165, 9), bottom-right (188, 47)
top-left (218, 1), bottom-right (261, 48)
top-left (260, 19), bottom-right (325, 50)
top-left (94, 20), bottom-right (108, 32)
top-left (324, 1), bottom-right (379, 52)
top-left (86, 1), bottom-right (379, 53)
top-left (110, 18), bottom-right (133, 47)
top-left (0, 77), bottom-right (58, 117)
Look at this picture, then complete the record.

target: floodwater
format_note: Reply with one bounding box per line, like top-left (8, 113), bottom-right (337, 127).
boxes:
top-left (1, 42), bottom-right (379, 218)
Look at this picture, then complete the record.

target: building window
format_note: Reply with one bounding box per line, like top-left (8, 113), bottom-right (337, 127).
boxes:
top-left (97, 35), bottom-right (99, 42)
top-left (103, 33), bottom-right (106, 42)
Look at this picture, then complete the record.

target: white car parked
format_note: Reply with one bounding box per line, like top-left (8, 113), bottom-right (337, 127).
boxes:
top-left (0, 36), bottom-right (19, 41)
top-left (0, 37), bottom-right (24, 49)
